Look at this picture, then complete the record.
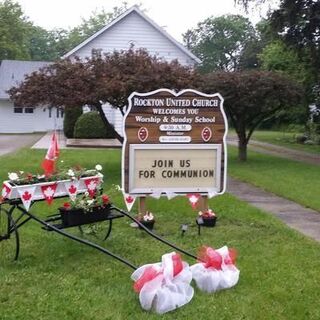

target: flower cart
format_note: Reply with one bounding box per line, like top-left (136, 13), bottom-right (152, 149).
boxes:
top-left (0, 169), bottom-right (198, 269)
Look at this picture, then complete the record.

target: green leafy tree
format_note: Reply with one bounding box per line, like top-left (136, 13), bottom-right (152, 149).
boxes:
top-left (183, 14), bottom-right (256, 72)
top-left (0, 0), bottom-right (30, 60)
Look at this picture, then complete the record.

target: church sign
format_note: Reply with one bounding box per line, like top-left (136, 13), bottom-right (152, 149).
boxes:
top-left (122, 89), bottom-right (228, 196)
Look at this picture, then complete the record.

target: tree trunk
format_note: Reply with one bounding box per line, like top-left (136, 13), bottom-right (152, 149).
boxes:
top-left (238, 139), bottom-right (247, 161)
top-left (96, 104), bottom-right (124, 143)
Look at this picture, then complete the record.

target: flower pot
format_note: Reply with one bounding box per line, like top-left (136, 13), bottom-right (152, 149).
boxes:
top-left (197, 216), bottom-right (217, 227)
top-left (59, 204), bottom-right (112, 227)
top-left (138, 220), bottom-right (155, 230)
top-left (202, 216), bottom-right (217, 227)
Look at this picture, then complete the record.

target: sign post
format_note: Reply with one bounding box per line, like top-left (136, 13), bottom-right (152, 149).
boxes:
top-left (122, 88), bottom-right (228, 212)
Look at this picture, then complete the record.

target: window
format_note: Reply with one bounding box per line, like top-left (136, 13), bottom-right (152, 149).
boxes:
top-left (14, 107), bottom-right (23, 113)
top-left (24, 107), bottom-right (34, 114)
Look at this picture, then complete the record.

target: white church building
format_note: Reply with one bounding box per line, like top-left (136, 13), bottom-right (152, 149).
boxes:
top-left (0, 5), bottom-right (200, 134)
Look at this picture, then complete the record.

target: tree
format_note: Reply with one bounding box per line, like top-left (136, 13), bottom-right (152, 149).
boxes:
top-left (183, 14), bottom-right (256, 72)
top-left (9, 49), bottom-right (198, 143)
top-left (198, 71), bottom-right (302, 160)
top-left (0, 0), bottom-right (31, 60)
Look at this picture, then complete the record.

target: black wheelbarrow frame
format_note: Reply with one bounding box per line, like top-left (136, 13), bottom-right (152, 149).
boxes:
top-left (0, 198), bottom-right (197, 270)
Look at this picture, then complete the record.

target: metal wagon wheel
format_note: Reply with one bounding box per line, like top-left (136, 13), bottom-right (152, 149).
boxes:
top-left (0, 205), bottom-right (20, 262)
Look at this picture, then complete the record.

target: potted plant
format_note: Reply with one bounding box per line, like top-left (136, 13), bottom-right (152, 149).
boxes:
top-left (59, 192), bottom-right (111, 227)
top-left (197, 209), bottom-right (217, 227)
top-left (138, 211), bottom-right (155, 230)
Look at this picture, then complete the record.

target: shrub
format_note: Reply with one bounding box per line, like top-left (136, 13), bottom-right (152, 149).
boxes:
top-left (74, 112), bottom-right (114, 139)
top-left (295, 134), bottom-right (308, 144)
top-left (63, 106), bottom-right (83, 138)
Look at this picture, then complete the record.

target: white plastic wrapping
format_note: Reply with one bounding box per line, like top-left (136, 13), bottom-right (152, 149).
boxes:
top-left (131, 252), bottom-right (194, 314)
top-left (191, 245), bottom-right (240, 293)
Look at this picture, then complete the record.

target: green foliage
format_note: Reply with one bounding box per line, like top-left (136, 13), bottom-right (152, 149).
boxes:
top-left (63, 106), bottom-right (83, 138)
top-left (228, 146), bottom-right (320, 211)
top-left (1, 148), bottom-right (320, 319)
top-left (259, 40), bottom-right (309, 84)
top-left (74, 111), bottom-right (114, 139)
top-left (184, 14), bottom-right (256, 72)
top-left (0, 0), bottom-right (31, 60)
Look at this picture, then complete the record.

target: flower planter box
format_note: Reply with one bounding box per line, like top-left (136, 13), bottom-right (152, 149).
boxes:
top-left (197, 216), bottom-right (217, 227)
top-left (2, 176), bottom-right (101, 201)
top-left (138, 220), bottom-right (155, 230)
top-left (59, 204), bottom-right (112, 227)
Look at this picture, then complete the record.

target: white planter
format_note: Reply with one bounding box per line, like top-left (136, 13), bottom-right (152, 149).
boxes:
top-left (3, 175), bottom-right (102, 201)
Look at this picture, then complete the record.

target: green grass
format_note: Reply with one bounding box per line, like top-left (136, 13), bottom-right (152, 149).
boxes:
top-left (228, 146), bottom-right (320, 211)
top-left (1, 148), bottom-right (320, 319)
top-left (250, 130), bottom-right (320, 154)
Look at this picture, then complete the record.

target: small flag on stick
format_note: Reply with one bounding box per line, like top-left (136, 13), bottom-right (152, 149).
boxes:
top-left (42, 132), bottom-right (59, 176)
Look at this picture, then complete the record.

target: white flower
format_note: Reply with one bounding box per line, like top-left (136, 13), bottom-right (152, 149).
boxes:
top-left (19, 171), bottom-right (24, 174)
top-left (8, 172), bottom-right (19, 181)
top-left (67, 169), bottom-right (75, 177)
top-left (115, 185), bottom-right (122, 191)
top-left (60, 160), bottom-right (64, 163)
top-left (37, 174), bottom-right (45, 179)
top-left (95, 164), bottom-right (102, 171)
top-left (84, 191), bottom-right (89, 197)
top-left (87, 199), bottom-right (94, 205)
top-left (143, 212), bottom-right (154, 221)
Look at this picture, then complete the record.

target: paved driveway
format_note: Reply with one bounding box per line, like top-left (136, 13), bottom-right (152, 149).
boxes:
top-left (0, 133), bottom-right (44, 156)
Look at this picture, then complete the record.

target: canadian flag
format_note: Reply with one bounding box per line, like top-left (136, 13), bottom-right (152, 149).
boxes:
top-left (17, 186), bottom-right (36, 211)
top-left (1, 183), bottom-right (11, 199)
top-left (41, 183), bottom-right (58, 205)
top-left (123, 193), bottom-right (136, 212)
top-left (64, 180), bottom-right (79, 201)
top-left (41, 132), bottom-right (59, 176)
top-left (84, 177), bottom-right (100, 197)
top-left (186, 193), bottom-right (201, 209)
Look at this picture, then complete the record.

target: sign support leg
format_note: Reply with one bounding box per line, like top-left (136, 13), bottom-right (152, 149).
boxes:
top-left (139, 196), bottom-right (147, 214)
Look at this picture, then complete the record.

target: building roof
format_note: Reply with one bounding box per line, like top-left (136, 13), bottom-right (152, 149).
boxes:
top-left (63, 5), bottom-right (201, 64)
top-left (0, 60), bottom-right (50, 100)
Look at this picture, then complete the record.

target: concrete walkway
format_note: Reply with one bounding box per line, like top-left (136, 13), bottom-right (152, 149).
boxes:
top-left (228, 135), bottom-right (320, 165)
top-left (0, 133), bottom-right (43, 156)
top-left (31, 131), bottom-right (67, 149)
top-left (228, 177), bottom-right (320, 242)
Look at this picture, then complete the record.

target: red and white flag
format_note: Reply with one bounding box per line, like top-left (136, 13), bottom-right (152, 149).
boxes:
top-left (123, 193), bottom-right (136, 212)
top-left (64, 180), bottom-right (79, 201)
top-left (84, 177), bottom-right (100, 197)
top-left (1, 183), bottom-right (11, 200)
top-left (17, 186), bottom-right (36, 211)
top-left (41, 183), bottom-right (58, 205)
top-left (41, 132), bottom-right (59, 176)
top-left (186, 193), bottom-right (201, 209)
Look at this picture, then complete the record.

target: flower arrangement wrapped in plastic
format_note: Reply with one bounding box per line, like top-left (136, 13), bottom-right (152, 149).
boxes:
top-left (131, 252), bottom-right (194, 314)
top-left (190, 245), bottom-right (240, 293)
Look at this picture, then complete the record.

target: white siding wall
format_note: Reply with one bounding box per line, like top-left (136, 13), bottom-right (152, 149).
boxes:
top-left (0, 100), bottom-right (64, 133)
top-left (71, 11), bottom-right (195, 67)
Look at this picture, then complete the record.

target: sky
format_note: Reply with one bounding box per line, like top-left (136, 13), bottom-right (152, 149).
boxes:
top-left (16, 0), bottom-right (278, 42)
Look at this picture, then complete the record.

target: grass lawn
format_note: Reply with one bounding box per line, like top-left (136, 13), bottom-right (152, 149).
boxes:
top-left (1, 148), bottom-right (320, 320)
top-left (250, 130), bottom-right (320, 154)
top-left (228, 146), bottom-right (320, 212)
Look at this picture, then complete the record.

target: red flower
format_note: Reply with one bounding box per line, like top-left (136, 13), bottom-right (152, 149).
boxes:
top-left (102, 194), bottom-right (109, 204)
top-left (63, 202), bottom-right (71, 209)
